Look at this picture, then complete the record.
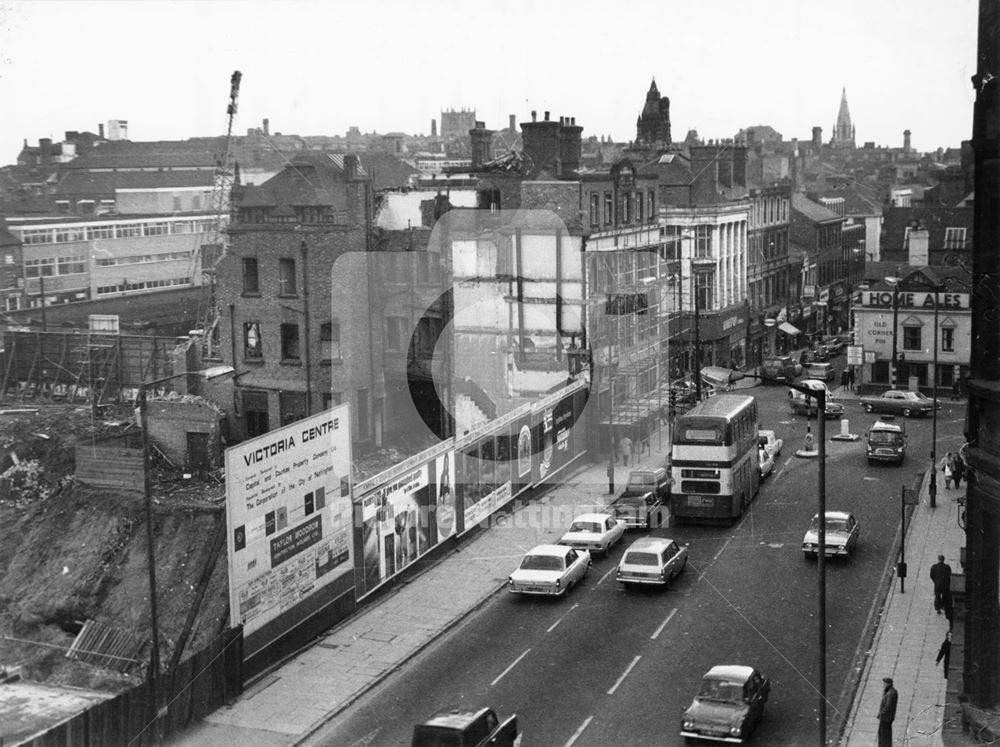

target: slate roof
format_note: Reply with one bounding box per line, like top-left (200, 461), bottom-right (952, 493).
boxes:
top-left (356, 151), bottom-right (419, 191)
top-left (881, 206), bottom-right (974, 254)
top-left (236, 153), bottom-right (368, 207)
top-left (791, 192), bottom-right (843, 224)
top-left (53, 169), bottom-right (213, 196)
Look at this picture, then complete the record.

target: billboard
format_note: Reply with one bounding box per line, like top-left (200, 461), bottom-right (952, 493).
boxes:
top-left (356, 444), bottom-right (456, 598)
top-left (225, 404), bottom-right (353, 637)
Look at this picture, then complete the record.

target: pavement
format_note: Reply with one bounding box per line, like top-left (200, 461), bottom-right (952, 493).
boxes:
top-left (168, 374), bottom-right (972, 747)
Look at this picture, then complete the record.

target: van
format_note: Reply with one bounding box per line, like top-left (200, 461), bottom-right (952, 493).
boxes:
top-left (805, 362), bottom-right (836, 383)
top-left (867, 417), bottom-right (907, 465)
top-left (760, 355), bottom-right (797, 383)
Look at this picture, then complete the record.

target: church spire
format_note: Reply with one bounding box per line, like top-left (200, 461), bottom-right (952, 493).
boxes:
top-left (834, 87), bottom-right (854, 147)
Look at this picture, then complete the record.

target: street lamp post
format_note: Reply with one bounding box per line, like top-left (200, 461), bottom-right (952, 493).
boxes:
top-left (930, 286), bottom-right (939, 508)
top-left (890, 282), bottom-right (901, 388)
top-left (138, 365), bottom-right (233, 728)
top-left (725, 370), bottom-right (827, 745)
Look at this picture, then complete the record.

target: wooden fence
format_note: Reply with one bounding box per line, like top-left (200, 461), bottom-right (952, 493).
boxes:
top-left (20, 626), bottom-right (242, 747)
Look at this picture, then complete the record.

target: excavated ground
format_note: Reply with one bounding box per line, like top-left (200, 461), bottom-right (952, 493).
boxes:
top-left (0, 404), bottom-right (229, 693)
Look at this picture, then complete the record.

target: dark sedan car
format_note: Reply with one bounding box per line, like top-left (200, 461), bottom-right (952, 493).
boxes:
top-left (681, 665), bottom-right (771, 743)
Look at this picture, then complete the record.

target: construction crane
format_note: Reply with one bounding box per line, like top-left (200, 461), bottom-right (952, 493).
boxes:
top-left (195, 70), bottom-right (242, 356)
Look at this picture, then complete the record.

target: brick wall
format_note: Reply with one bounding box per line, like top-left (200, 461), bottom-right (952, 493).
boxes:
top-left (145, 396), bottom-right (224, 469)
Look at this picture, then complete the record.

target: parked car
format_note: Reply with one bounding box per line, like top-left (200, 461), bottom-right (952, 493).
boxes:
top-left (805, 362), bottom-right (836, 383)
top-left (508, 544), bottom-right (591, 596)
top-left (759, 355), bottom-right (797, 383)
top-left (821, 335), bottom-right (848, 355)
top-left (802, 510), bottom-right (860, 559)
top-left (866, 417), bottom-right (907, 465)
top-left (622, 467), bottom-right (672, 501)
top-left (757, 430), bottom-right (783, 458)
top-left (788, 380), bottom-right (846, 419)
top-left (611, 490), bottom-right (666, 530)
top-left (680, 665), bottom-right (771, 743)
top-left (616, 537), bottom-right (688, 588)
top-left (558, 512), bottom-right (626, 556)
top-left (412, 707), bottom-right (520, 747)
top-left (758, 447), bottom-right (775, 479)
top-left (860, 389), bottom-right (937, 417)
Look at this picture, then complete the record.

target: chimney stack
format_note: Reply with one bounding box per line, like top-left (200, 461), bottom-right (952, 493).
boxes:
top-left (812, 126), bottom-right (823, 149)
top-left (509, 114), bottom-right (516, 131)
top-left (521, 111), bottom-right (562, 178)
top-left (431, 118), bottom-right (437, 137)
top-left (558, 116), bottom-right (583, 177)
top-left (469, 121), bottom-right (495, 168)
top-left (343, 154), bottom-right (359, 180)
top-left (903, 129), bottom-right (912, 154)
top-left (263, 118), bottom-right (270, 136)
top-left (98, 123), bottom-right (105, 139)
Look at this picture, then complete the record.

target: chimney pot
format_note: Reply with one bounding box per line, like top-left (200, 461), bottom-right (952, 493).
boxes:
top-left (531, 110), bottom-right (537, 122)
top-left (544, 111), bottom-right (550, 121)
top-left (509, 114), bottom-right (516, 130)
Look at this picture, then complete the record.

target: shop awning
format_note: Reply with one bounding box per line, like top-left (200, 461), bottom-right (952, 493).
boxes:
top-left (778, 322), bottom-right (801, 336)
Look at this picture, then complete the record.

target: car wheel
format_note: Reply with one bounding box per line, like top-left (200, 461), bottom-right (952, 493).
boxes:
top-left (865, 403), bottom-right (874, 413)
top-left (903, 408), bottom-right (912, 417)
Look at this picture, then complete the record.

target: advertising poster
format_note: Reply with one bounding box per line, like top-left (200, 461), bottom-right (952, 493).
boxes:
top-left (225, 404), bottom-right (352, 637)
top-left (358, 449), bottom-right (455, 597)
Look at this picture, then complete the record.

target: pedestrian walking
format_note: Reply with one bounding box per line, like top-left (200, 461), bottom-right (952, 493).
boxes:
top-left (878, 677), bottom-right (898, 747)
top-left (940, 452), bottom-right (954, 489)
top-left (936, 632), bottom-right (952, 679)
top-left (847, 366), bottom-right (856, 391)
top-left (953, 451), bottom-right (966, 489)
top-left (930, 554), bottom-right (953, 614)
top-left (618, 435), bottom-right (632, 467)
top-left (840, 369), bottom-right (849, 390)
top-left (952, 378), bottom-right (961, 401)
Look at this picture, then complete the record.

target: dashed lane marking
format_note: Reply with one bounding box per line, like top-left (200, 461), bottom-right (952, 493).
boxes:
top-left (491, 648), bottom-right (531, 687)
top-left (547, 603), bottom-right (579, 633)
top-left (607, 655), bottom-right (642, 695)
top-left (562, 716), bottom-right (594, 747)
top-left (651, 608), bottom-right (677, 640)
top-left (598, 566), bottom-right (617, 585)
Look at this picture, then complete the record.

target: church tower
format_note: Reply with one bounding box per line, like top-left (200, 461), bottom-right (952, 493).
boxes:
top-left (635, 78), bottom-right (672, 148)
top-left (832, 87), bottom-right (855, 148)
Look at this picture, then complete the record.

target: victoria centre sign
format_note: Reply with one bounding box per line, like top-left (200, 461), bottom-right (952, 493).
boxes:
top-left (225, 404), bottom-right (353, 640)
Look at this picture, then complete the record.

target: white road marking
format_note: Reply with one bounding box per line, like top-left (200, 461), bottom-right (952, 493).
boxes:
top-left (547, 603), bottom-right (579, 633)
top-left (491, 648), bottom-right (531, 686)
top-left (651, 608), bottom-right (677, 639)
top-left (606, 655), bottom-right (642, 695)
top-left (598, 566), bottom-right (617, 585)
top-left (562, 716), bottom-right (594, 747)
top-left (863, 476), bottom-right (879, 481)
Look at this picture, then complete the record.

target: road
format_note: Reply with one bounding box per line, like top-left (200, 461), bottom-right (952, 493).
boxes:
top-left (307, 372), bottom-right (968, 746)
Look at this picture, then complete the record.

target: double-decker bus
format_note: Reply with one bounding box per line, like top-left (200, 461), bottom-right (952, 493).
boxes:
top-left (670, 394), bottom-right (760, 523)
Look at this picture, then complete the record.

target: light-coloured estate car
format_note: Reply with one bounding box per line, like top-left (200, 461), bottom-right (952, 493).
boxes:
top-left (558, 512), bottom-right (626, 556)
top-left (681, 665), bottom-right (771, 743)
top-left (802, 510), bottom-right (860, 559)
top-left (616, 537), bottom-right (688, 588)
top-left (508, 544), bottom-right (591, 596)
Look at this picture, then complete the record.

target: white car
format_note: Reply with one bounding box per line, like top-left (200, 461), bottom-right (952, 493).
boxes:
top-left (757, 430), bottom-right (783, 458)
top-left (508, 544), bottom-right (591, 596)
top-left (559, 512), bottom-right (627, 556)
top-left (758, 448), bottom-right (775, 479)
top-left (802, 511), bottom-right (860, 559)
top-left (617, 537), bottom-right (688, 588)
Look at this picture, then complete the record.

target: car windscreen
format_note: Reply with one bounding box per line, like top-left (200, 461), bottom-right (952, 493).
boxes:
top-left (810, 517), bottom-right (850, 532)
top-left (626, 473), bottom-right (655, 487)
top-left (697, 680), bottom-right (745, 702)
top-left (623, 551), bottom-right (660, 566)
top-left (568, 521), bottom-right (601, 534)
top-left (411, 727), bottom-right (464, 747)
top-left (520, 555), bottom-right (563, 571)
top-left (870, 430), bottom-right (902, 444)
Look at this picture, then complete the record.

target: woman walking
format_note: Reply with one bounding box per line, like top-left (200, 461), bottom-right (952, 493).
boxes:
top-left (940, 452), bottom-right (954, 489)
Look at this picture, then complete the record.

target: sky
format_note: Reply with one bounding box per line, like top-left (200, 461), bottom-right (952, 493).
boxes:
top-left (0, 0), bottom-right (981, 166)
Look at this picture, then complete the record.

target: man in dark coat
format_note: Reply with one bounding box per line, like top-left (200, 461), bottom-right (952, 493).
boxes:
top-left (930, 555), bottom-right (953, 613)
top-left (878, 677), bottom-right (898, 747)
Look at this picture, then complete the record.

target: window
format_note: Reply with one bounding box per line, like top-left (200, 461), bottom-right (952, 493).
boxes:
top-left (590, 193), bottom-right (600, 227)
top-left (57, 256), bottom-right (85, 274)
top-left (647, 190), bottom-right (655, 223)
top-left (320, 322), bottom-right (341, 362)
top-left (244, 322), bottom-right (262, 359)
top-left (696, 225), bottom-right (713, 258)
top-left (903, 325), bottom-right (922, 351)
top-left (173, 195), bottom-right (182, 212)
top-left (281, 323), bottom-right (301, 360)
top-left (322, 391), bottom-right (343, 411)
top-left (386, 316), bottom-right (408, 351)
top-left (604, 192), bottom-right (613, 226)
top-left (86, 225), bottom-right (115, 240)
top-left (622, 193), bottom-right (631, 223)
top-left (944, 227), bottom-right (966, 251)
top-left (637, 191), bottom-right (644, 223)
top-left (279, 392), bottom-right (307, 426)
top-left (242, 257), bottom-right (259, 294)
top-left (278, 258), bottom-right (297, 296)
top-left (25, 258), bottom-right (55, 277)
top-left (941, 326), bottom-right (955, 352)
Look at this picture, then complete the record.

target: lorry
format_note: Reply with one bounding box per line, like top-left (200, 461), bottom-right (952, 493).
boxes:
top-left (866, 417), bottom-right (907, 465)
top-left (412, 707), bottom-right (520, 747)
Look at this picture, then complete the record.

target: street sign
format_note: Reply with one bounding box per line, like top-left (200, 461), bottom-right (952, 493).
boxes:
top-left (847, 345), bottom-right (863, 365)
top-left (864, 351), bottom-right (877, 364)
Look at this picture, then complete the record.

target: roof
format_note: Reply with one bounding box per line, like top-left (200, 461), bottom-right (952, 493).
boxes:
top-left (791, 192), bottom-right (843, 224)
top-left (356, 151), bottom-right (419, 191)
top-left (53, 169), bottom-right (213, 196)
top-left (865, 265), bottom-right (973, 294)
top-left (704, 665), bottom-right (755, 682)
top-left (815, 510), bottom-right (852, 521)
top-left (236, 153), bottom-right (367, 208)
top-left (526, 544), bottom-right (575, 556)
top-left (624, 537), bottom-right (674, 551)
top-left (420, 706), bottom-right (492, 730)
top-left (881, 206), bottom-right (974, 257)
top-left (681, 394), bottom-right (756, 418)
top-left (570, 512), bottom-right (613, 523)
top-left (872, 419), bottom-right (905, 431)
